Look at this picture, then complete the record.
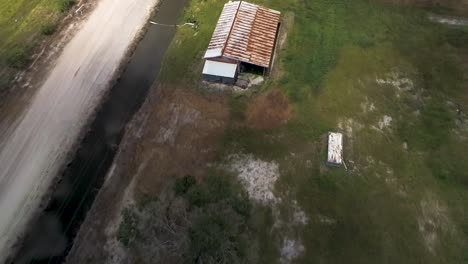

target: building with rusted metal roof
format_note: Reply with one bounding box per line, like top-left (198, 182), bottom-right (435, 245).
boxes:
top-left (202, 1), bottom-right (281, 84)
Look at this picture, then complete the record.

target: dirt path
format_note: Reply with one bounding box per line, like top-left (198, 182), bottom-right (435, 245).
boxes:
top-left (0, 0), bottom-right (159, 261)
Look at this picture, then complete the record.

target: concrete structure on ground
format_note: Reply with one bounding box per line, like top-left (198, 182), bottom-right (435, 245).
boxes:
top-left (202, 1), bottom-right (281, 84)
top-left (327, 132), bottom-right (343, 167)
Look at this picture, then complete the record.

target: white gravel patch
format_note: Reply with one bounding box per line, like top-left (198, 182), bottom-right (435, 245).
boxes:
top-left (280, 238), bottom-right (305, 264)
top-left (292, 200), bottom-right (309, 225)
top-left (317, 214), bottom-right (337, 225)
top-left (378, 115), bottom-right (393, 130)
top-left (402, 141), bottom-right (408, 150)
top-left (376, 72), bottom-right (414, 95)
top-left (428, 14), bottom-right (468, 26)
top-left (228, 154), bottom-right (280, 204)
top-left (360, 97), bottom-right (376, 113)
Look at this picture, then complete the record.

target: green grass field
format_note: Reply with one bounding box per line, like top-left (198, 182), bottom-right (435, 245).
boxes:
top-left (150, 0), bottom-right (468, 262)
top-left (0, 0), bottom-right (74, 91)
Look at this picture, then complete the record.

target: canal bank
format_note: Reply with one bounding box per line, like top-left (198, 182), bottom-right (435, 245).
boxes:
top-left (11, 0), bottom-right (187, 263)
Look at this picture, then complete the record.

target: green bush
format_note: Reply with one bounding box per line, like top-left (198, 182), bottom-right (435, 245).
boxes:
top-left (6, 46), bottom-right (32, 69)
top-left (174, 175), bottom-right (196, 195)
top-left (41, 23), bottom-right (57, 35)
top-left (445, 27), bottom-right (468, 48)
top-left (187, 175), bottom-right (254, 263)
top-left (189, 204), bottom-right (248, 263)
top-left (117, 174), bottom-right (257, 263)
top-left (116, 207), bottom-right (139, 247)
top-left (58, 0), bottom-right (75, 12)
top-left (187, 186), bottom-right (207, 207)
top-left (187, 174), bottom-right (240, 207)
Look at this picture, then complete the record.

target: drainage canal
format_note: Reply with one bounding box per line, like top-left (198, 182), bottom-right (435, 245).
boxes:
top-left (12, 0), bottom-right (187, 263)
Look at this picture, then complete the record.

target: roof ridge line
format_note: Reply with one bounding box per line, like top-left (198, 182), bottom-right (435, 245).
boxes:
top-left (245, 3), bottom-right (259, 59)
top-left (221, 0), bottom-right (242, 57)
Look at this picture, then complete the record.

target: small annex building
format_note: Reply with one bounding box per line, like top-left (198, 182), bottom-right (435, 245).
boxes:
top-left (202, 1), bottom-right (281, 84)
top-left (327, 132), bottom-right (343, 167)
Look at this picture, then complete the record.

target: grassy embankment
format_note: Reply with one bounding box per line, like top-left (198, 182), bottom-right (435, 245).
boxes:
top-left (0, 0), bottom-right (75, 91)
top-left (125, 0), bottom-right (468, 262)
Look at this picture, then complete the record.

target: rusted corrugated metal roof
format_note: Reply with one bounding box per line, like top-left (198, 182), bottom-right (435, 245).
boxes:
top-left (204, 1), bottom-right (280, 68)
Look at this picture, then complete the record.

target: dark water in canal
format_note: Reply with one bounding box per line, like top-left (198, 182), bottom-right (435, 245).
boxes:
top-left (12, 0), bottom-right (187, 263)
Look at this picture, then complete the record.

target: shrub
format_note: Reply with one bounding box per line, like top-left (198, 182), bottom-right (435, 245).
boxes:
top-left (187, 186), bottom-right (207, 207)
top-left (187, 174), bottom-right (235, 207)
top-left (445, 27), bottom-right (468, 48)
top-left (116, 207), bottom-right (139, 247)
top-left (41, 23), bottom-right (57, 35)
top-left (174, 175), bottom-right (196, 195)
top-left (59, 0), bottom-right (75, 12)
top-left (6, 46), bottom-right (32, 69)
top-left (117, 174), bottom-right (257, 263)
top-left (189, 204), bottom-right (247, 263)
top-left (184, 10), bottom-right (198, 24)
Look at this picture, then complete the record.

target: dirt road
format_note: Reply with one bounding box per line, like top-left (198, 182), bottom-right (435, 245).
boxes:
top-left (0, 0), bottom-right (158, 260)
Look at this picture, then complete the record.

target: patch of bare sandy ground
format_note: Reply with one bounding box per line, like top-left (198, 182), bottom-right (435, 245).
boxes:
top-left (66, 86), bottom-right (228, 263)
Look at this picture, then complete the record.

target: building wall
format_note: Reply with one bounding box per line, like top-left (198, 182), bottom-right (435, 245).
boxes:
top-left (203, 74), bottom-right (237, 84)
top-left (202, 58), bottom-right (239, 84)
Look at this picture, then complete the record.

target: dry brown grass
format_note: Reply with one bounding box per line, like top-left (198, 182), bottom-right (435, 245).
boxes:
top-left (246, 89), bottom-right (293, 130)
top-left (131, 87), bottom-right (229, 196)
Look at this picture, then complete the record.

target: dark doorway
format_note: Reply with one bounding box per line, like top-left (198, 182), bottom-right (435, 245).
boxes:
top-left (240, 62), bottom-right (265, 75)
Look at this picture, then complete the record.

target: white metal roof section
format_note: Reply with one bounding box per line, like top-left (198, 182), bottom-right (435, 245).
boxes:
top-left (204, 1), bottom-right (281, 68)
top-left (202, 60), bottom-right (238, 78)
top-left (204, 48), bottom-right (223, 58)
top-left (327, 132), bottom-right (343, 166)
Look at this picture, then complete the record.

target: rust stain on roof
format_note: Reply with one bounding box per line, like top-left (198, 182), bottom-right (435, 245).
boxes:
top-left (204, 1), bottom-right (281, 68)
